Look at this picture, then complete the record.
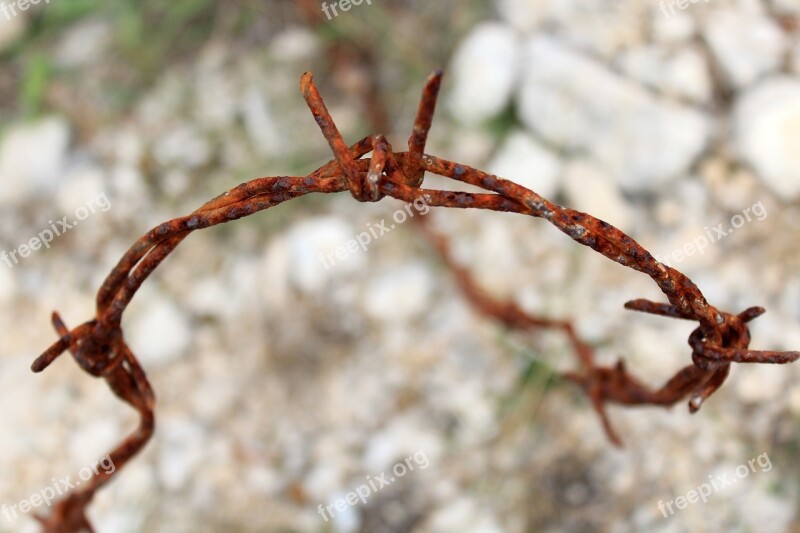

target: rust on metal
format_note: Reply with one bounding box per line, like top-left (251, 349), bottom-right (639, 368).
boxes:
top-left (30, 70), bottom-right (800, 531)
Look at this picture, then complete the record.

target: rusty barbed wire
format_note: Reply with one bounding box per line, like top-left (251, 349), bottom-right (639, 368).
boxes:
top-left (30, 70), bottom-right (800, 531)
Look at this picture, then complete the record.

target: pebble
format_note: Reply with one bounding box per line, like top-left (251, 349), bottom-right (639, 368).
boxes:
top-left (152, 125), bottom-right (212, 169)
top-left (56, 164), bottom-right (107, 213)
top-left (68, 419), bottom-right (121, 464)
top-left (496, 0), bottom-right (548, 33)
top-left (703, 8), bottom-right (788, 89)
top-left (127, 293), bottom-right (192, 366)
top-left (0, 117), bottom-right (70, 205)
top-left (426, 497), bottom-right (503, 532)
top-left (486, 129), bottom-right (561, 199)
top-left (738, 482), bottom-right (794, 532)
top-left (518, 35), bottom-right (710, 192)
top-left (563, 159), bottom-right (633, 233)
top-left (552, 0), bottom-right (647, 58)
top-left (447, 23), bottom-right (521, 124)
top-left (157, 420), bottom-right (207, 491)
top-left (773, 0), bottom-right (800, 14)
top-left (361, 262), bottom-right (433, 322)
top-left (619, 45), bottom-right (713, 104)
top-left (734, 77), bottom-right (800, 200)
top-left (241, 87), bottom-right (283, 157)
top-left (269, 27), bottom-right (319, 63)
top-left (282, 217), bottom-right (363, 294)
top-left (652, 10), bottom-right (696, 44)
top-left (735, 364), bottom-right (788, 403)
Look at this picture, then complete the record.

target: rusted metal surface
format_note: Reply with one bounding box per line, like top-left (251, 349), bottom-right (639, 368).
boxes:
top-left (31, 70), bottom-right (799, 531)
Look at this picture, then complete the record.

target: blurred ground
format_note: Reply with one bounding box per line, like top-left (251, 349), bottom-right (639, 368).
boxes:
top-left (1, 0), bottom-right (800, 532)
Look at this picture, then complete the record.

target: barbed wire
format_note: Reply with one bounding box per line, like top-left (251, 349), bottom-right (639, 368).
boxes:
top-left (31, 70), bottom-right (799, 532)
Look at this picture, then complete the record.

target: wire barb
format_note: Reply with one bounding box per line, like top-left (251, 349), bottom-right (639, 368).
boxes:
top-left (30, 70), bottom-right (800, 530)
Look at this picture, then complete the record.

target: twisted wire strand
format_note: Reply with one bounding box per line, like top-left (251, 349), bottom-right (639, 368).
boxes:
top-left (30, 70), bottom-right (800, 531)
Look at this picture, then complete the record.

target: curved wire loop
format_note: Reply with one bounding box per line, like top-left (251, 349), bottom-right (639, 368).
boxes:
top-left (30, 70), bottom-right (799, 530)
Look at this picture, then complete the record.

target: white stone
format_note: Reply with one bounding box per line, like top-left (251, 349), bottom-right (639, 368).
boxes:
top-left (270, 27), bottom-right (319, 63)
top-left (734, 77), bottom-right (800, 200)
top-left (241, 87), bottom-right (283, 157)
top-left (361, 262), bottom-right (433, 322)
top-left (57, 165), bottom-right (107, 213)
top-left (186, 277), bottom-right (229, 317)
top-left (157, 420), bottom-right (206, 490)
top-left (704, 8), bottom-right (788, 89)
top-left (194, 71), bottom-right (238, 130)
top-left (107, 164), bottom-right (149, 220)
top-left (427, 497), bottom-right (503, 533)
top-left (618, 45), bottom-right (711, 103)
top-left (563, 159), bottom-right (633, 233)
top-left (127, 294), bottom-right (192, 366)
top-left (302, 462), bottom-right (346, 501)
top-left (93, 509), bottom-right (145, 533)
top-left (68, 419), bottom-right (121, 464)
top-left (0, 117), bottom-right (70, 205)
top-left (617, 46), bottom-right (667, 90)
top-left (652, 10), bottom-right (696, 44)
top-left (486, 129), bottom-right (561, 198)
top-left (246, 466), bottom-right (280, 496)
top-left (496, 0), bottom-right (550, 33)
top-left (448, 23), bottom-right (520, 124)
top-left (664, 47), bottom-right (713, 104)
top-left (152, 125), bottom-right (211, 169)
top-left (773, 0), bottom-right (800, 15)
top-left (518, 36), bottom-right (710, 192)
top-left (738, 485), bottom-right (794, 532)
top-left (108, 128), bottom-right (144, 165)
top-left (362, 417), bottom-right (438, 474)
top-left (736, 364), bottom-right (787, 403)
top-left (552, 0), bottom-right (647, 58)
top-left (283, 217), bottom-right (362, 294)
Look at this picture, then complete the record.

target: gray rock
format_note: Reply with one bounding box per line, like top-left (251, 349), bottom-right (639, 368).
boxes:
top-left (619, 45), bottom-right (712, 104)
top-left (496, 0), bottom-right (549, 33)
top-left (0, 118), bottom-right (71, 205)
top-left (703, 7), bottom-right (788, 89)
top-left (282, 217), bottom-right (363, 294)
top-left (361, 262), bottom-right (433, 322)
top-left (734, 77), bottom-right (800, 200)
top-left (486, 129), bottom-right (561, 199)
top-left (652, 10), bottom-right (696, 44)
top-left (518, 36), bottom-right (710, 192)
top-left (447, 23), bottom-right (521, 125)
top-left (127, 293), bottom-right (192, 366)
top-left (563, 159), bottom-right (633, 233)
